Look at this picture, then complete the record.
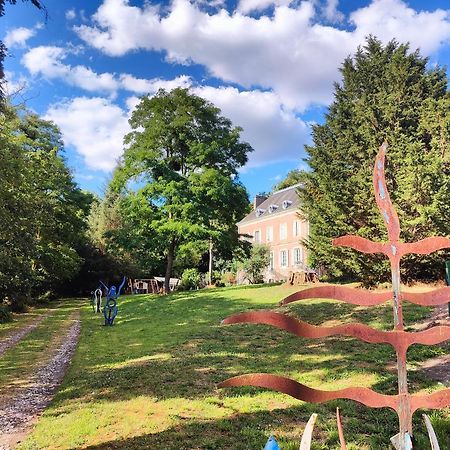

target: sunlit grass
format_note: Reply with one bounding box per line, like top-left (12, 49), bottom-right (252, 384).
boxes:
top-left (14, 284), bottom-right (449, 449)
top-left (0, 301), bottom-right (79, 394)
top-left (0, 305), bottom-right (50, 340)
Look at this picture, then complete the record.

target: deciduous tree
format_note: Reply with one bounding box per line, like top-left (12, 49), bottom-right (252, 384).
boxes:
top-left (113, 88), bottom-right (252, 293)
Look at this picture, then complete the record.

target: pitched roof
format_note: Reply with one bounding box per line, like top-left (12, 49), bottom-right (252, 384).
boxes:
top-left (238, 183), bottom-right (301, 225)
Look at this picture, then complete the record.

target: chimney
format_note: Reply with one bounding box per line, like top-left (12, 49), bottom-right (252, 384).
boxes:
top-left (253, 194), bottom-right (267, 210)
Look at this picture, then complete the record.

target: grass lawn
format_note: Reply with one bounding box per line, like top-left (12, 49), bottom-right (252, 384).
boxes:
top-left (14, 284), bottom-right (450, 450)
top-left (0, 300), bottom-right (81, 404)
top-left (0, 305), bottom-right (52, 340)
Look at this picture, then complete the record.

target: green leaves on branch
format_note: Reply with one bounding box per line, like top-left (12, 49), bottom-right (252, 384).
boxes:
top-left (111, 88), bottom-right (253, 292)
top-left (242, 244), bottom-right (271, 284)
top-left (301, 37), bottom-right (450, 283)
top-left (0, 103), bottom-right (92, 308)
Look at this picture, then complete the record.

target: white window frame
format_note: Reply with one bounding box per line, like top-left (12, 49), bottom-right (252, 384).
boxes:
top-left (293, 247), bottom-right (303, 266)
top-left (254, 229), bottom-right (261, 243)
top-left (280, 223), bottom-right (287, 240)
top-left (269, 251), bottom-right (274, 270)
top-left (280, 249), bottom-right (288, 268)
top-left (266, 226), bottom-right (273, 243)
top-left (293, 220), bottom-right (300, 237)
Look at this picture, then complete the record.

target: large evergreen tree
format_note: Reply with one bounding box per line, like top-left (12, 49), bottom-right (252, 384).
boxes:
top-left (112, 88), bottom-right (252, 293)
top-left (301, 37), bottom-right (450, 283)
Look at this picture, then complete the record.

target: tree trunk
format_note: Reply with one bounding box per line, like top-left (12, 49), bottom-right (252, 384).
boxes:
top-left (164, 240), bottom-right (176, 294)
top-left (208, 238), bottom-right (213, 285)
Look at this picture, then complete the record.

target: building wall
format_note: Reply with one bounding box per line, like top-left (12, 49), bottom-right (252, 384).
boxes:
top-left (238, 209), bottom-right (308, 282)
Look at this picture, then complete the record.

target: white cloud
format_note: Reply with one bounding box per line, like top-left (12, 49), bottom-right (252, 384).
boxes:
top-left (194, 86), bottom-right (311, 167)
top-left (21, 45), bottom-right (192, 96)
top-left (237, 0), bottom-right (292, 14)
top-left (323, 0), bottom-right (344, 23)
top-left (22, 46), bottom-right (67, 77)
top-left (75, 0), bottom-right (450, 111)
top-left (350, 0), bottom-right (450, 54)
top-left (4, 23), bottom-right (42, 48)
top-left (119, 74), bottom-right (192, 94)
top-left (66, 9), bottom-right (76, 20)
top-left (3, 70), bottom-right (29, 96)
top-left (45, 97), bottom-right (131, 171)
top-left (22, 46), bottom-right (119, 93)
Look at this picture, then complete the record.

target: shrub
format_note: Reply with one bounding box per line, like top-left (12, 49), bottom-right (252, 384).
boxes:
top-left (243, 244), bottom-right (270, 284)
top-left (180, 268), bottom-right (202, 290)
top-left (0, 305), bottom-right (12, 323)
top-left (221, 271), bottom-right (236, 286)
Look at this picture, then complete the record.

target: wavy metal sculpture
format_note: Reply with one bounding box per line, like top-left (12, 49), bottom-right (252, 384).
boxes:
top-left (219, 143), bottom-right (450, 449)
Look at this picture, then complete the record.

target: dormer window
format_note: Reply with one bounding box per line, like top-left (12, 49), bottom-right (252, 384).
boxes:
top-left (268, 204), bottom-right (278, 213)
top-left (282, 200), bottom-right (292, 209)
top-left (255, 208), bottom-right (265, 217)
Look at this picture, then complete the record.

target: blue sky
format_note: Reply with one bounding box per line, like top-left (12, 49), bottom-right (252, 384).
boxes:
top-left (3, 0), bottom-right (450, 198)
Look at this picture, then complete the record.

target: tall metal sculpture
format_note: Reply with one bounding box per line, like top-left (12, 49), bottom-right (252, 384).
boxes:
top-left (219, 143), bottom-right (450, 449)
top-left (100, 277), bottom-right (126, 326)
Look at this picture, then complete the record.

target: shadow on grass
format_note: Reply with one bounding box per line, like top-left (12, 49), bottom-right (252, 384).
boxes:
top-left (43, 287), bottom-right (448, 449)
top-left (78, 402), bottom-right (397, 450)
top-left (0, 301), bottom-right (81, 388)
top-left (54, 292), bottom-right (413, 405)
top-left (76, 402), bottom-right (448, 450)
top-left (58, 290), bottom-right (441, 405)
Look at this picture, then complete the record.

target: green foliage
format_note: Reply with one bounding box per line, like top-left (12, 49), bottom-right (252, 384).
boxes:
top-left (0, 305), bottom-right (12, 323)
top-left (243, 244), bottom-right (270, 284)
top-left (0, 103), bottom-right (92, 307)
top-left (273, 169), bottom-right (304, 191)
top-left (220, 271), bottom-right (236, 286)
top-left (301, 37), bottom-right (450, 283)
top-left (111, 88), bottom-right (252, 292)
top-left (180, 268), bottom-right (202, 290)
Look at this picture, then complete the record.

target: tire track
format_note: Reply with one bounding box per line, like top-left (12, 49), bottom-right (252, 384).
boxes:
top-left (0, 312), bottom-right (53, 358)
top-left (0, 310), bottom-right (81, 449)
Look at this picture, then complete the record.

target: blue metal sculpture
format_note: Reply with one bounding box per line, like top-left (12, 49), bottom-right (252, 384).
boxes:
top-left (100, 277), bottom-right (126, 326)
top-left (263, 436), bottom-right (280, 450)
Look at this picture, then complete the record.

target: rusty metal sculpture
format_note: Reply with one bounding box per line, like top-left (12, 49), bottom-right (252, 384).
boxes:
top-left (219, 143), bottom-right (450, 449)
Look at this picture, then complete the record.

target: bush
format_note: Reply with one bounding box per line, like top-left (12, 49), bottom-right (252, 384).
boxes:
top-left (221, 271), bottom-right (236, 286)
top-left (180, 268), bottom-right (202, 290)
top-left (243, 244), bottom-right (270, 284)
top-left (0, 305), bottom-right (12, 323)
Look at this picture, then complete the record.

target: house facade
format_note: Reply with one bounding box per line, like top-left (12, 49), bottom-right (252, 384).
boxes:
top-left (237, 184), bottom-right (309, 282)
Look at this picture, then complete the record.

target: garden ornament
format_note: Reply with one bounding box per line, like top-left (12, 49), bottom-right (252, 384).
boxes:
top-left (91, 287), bottom-right (102, 313)
top-left (100, 277), bottom-right (126, 326)
top-left (219, 143), bottom-right (450, 450)
top-left (263, 436), bottom-right (280, 450)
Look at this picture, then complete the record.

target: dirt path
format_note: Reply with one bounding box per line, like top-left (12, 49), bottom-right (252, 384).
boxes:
top-left (0, 312), bottom-right (53, 358)
top-left (0, 310), bottom-right (81, 450)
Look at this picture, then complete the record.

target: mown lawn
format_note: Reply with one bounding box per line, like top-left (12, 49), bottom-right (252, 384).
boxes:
top-left (17, 284), bottom-right (449, 449)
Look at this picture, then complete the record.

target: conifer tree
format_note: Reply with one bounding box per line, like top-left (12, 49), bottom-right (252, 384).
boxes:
top-left (301, 37), bottom-right (450, 283)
